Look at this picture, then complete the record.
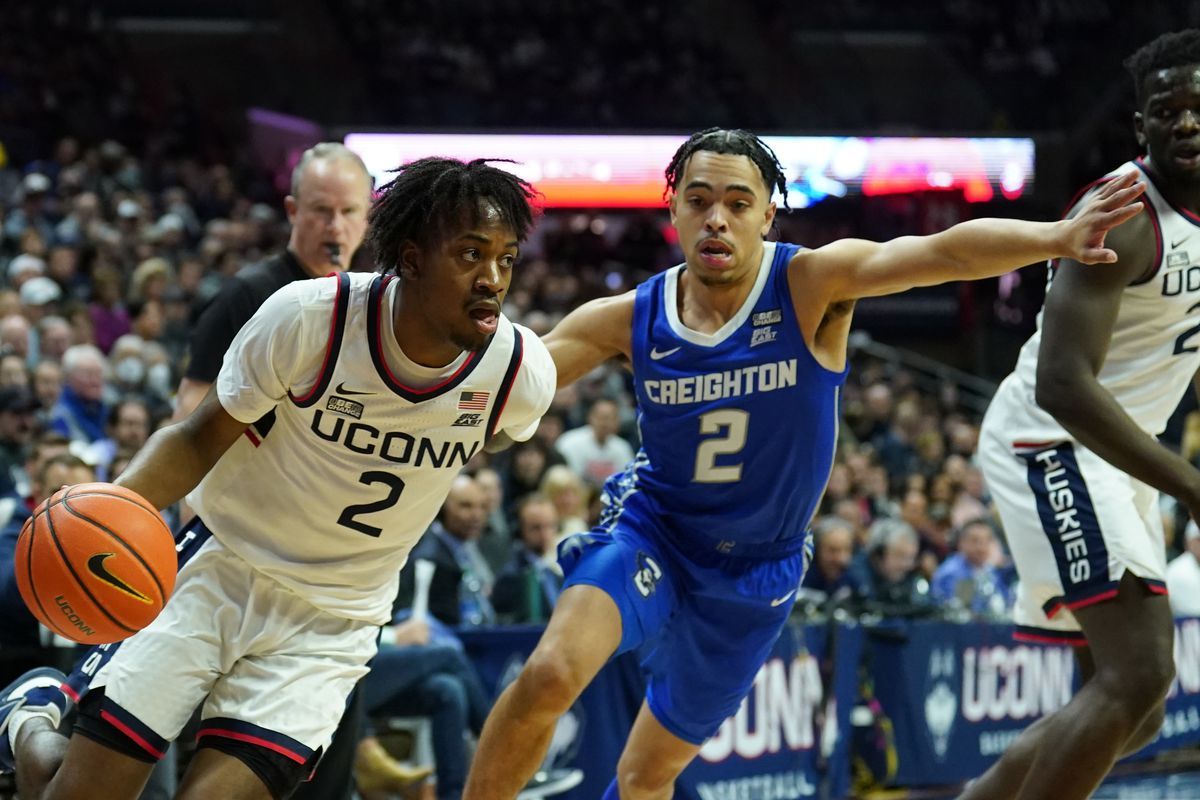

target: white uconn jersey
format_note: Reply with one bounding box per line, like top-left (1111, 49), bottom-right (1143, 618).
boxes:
top-left (190, 272), bottom-right (554, 622)
top-left (998, 159), bottom-right (1200, 438)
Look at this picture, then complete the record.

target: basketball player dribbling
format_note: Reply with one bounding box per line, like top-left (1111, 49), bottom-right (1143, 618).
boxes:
top-left (968, 30), bottom-right (1200, 800)
top-left (0, 157), bottom-right (556, 800)
top-left (463, 128), bottom-right (1147, 800)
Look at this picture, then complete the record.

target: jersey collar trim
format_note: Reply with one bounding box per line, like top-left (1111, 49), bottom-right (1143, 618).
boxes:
top-left (367, 274), bottom-right (494, 402)
top-left (1135, 157), bottom-right (1200, 228)
top-left (663, 241), bottom-right (775, 348)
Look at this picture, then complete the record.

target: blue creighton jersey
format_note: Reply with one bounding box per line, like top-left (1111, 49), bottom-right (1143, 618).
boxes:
top-left (619, 241), bottom-right (847, 555)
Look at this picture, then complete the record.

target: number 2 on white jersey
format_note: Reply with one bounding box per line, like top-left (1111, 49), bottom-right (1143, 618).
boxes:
top-left (693, 409), bottom-right (749, 483)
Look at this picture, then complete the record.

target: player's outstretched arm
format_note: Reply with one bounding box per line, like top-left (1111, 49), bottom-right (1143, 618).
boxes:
top-left (798, 170), bottom-right (1146, 304)
top-left (1035, 208), bottom-right (1200, 518)
top-left (113, 386), bottom-right (248, 510)
top-left (542, 291), bottom-right (635, 388)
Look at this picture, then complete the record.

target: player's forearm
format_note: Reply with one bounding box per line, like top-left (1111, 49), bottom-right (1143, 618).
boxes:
top-left (114, 423), bottom-right (227, 510)
top-left (1036, 374), bottom-right (1200, 502)
top-left (544, 336), bottom-right (606, 389)
top-left (926, 218), bottom-right (1069, 281)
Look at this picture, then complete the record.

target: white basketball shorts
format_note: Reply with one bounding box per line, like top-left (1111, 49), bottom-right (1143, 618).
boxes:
top-left (78, 530), bottom-right (378, 763)
top-left (978, 423), bottom-right (1168, 645)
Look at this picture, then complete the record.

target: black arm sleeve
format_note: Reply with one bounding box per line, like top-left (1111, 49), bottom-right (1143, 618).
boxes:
top-left (184, 280), bottom-right (268, 383)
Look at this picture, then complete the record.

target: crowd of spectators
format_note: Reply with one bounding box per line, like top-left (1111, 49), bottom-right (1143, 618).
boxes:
top-left (2, 117), bottom-right (1198, 641)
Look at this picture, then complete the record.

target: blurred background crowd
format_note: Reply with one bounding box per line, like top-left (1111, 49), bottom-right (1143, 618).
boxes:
top-left (3, 0), bottom-right (1200, 795)
top-left (0, 0), bottom-right (1197, 638)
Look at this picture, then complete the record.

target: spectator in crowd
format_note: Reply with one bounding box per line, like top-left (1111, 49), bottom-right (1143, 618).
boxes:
top-left (31, 361), bottom-right (62, 423)
top-left (0, 316), bottom-right (31, 364)
top-left (539, 464), bottom-right (590, 539)
top-left (0, 387), bottom-right (39, 498)
top-left (18, 276), bottom-right (62, 339)
top-left (1167, 521), bottom-right (1200, 617)
top-left (88, 267), bottom-right (131, 355)
top-left (803, 516), bottom-right (868, 601)
top-left (0, 454), bottom-right (95, 653)
top-left (860, 518), bottom-right (933, 613)
top-left (472, 465), bottom-right (512, 571)
top-left (931, 518), bottom-right (1013, 617)
top-left (0, 354), bottom-right (29, 389)
top-left (398, 475), bottom-right (496, 627)
top-left (36, 316), bottom-right (72, 364)
top-left (502, 439), bottom-right (551, 517)
top-left (554, 396), bottom-right (634, 487)
top-left (86, 397), bottom-right (152, 480)
top-left (49, 344), bottom-right (109, 444)
top-left (4, 174), bottom-right (54, 247)
top-left (7, 255), bottom-right (45, 290)
top-left (493, 494), bottom-right (563, 623)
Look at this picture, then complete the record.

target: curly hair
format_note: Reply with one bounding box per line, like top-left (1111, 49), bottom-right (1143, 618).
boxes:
top-left (1125, 30), bottom-right (1200, 104)
top-left (366, 157), bottom-right (539, 274)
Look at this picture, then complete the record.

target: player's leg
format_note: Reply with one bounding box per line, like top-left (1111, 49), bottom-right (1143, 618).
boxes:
top-left (1, 667), bottom-right (72, 799)
top-left (465, 526), bottom-right (679, 799)
top-left (604, 702), bottom-right (701, 800)
top-left (20, 725), bottom-right (157, 800)
top-left (966, 439), bottom-right (1172, 799)
top-left (1074, 645), bottom-right (1167, 756)
top-left (292, 686), bottom-right (364, 800)
top-left (185, 578), bottom-right (379, 800)
top-left (961, 635), bottom-right (1166, 800)
top-left (600, 543), bottom-right (808, 799)
top-left (466, 584), bottom-right (622, 798)
top-left (174, 747), bottom-right (282, 800)
top-left (1002, 572), bottom-right (1172, 800)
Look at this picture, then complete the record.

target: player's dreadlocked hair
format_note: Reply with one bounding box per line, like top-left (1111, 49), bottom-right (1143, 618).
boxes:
top-left (1125, 30), bottom-right (1200, 105)
top-left (367, 157), bottom-right (539, 274)
top-left (663, 128), bottom-right (789, 208)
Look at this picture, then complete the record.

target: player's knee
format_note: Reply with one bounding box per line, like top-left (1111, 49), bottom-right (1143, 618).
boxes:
top-left (616, 756), bottom-right (676, 798)
top-left (518, 650), bottom-right (586, 715)
top-left (1102, 650), bottom-right (1174, 715)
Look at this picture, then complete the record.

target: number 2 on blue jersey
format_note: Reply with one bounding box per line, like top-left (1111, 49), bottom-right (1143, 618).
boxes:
top-left (693, 409), bottom-right (749, 483)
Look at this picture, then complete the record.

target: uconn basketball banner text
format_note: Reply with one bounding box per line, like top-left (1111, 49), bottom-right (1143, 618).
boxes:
top-left (461, 622), bottom-right (863, 800)
top-left (867, 617), bottom-right (1200, 786)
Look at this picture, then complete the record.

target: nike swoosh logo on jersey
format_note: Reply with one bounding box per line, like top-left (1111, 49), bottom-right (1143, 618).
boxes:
top-left (1173, 237), bottom-right (1190, 249)
top-left (649, 346), bottom-right (681, 360)
top-left (335, 382), bottom-right (375, 396)
top-left (86, 554), bottom-right (151, 603)
top-left (770, 591), bottom-right (796, 607)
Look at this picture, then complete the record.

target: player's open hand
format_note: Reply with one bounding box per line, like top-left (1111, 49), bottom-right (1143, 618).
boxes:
top-left (1058, 170), bottom-right (1146, 264)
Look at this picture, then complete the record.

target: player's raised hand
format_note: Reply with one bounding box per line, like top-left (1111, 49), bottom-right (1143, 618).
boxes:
top-left (1058, 170), bottom-right (1146, 264)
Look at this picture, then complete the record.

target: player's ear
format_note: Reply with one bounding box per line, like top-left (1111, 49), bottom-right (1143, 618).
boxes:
top-left (761, 201), bottom-right (777, 238)
top-left (1133, 111), bottom-right (1147, 149)
top-left (397, 241), bottom-right (421, 280)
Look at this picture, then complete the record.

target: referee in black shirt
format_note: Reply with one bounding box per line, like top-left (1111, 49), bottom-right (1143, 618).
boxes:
top-left (175, 142), bottom-right (372, 417)
top-left (173, 143), bottom-right (385, 800)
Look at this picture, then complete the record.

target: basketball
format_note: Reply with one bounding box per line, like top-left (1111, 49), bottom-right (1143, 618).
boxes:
top-left (14, 483), bottom-right (176, 644)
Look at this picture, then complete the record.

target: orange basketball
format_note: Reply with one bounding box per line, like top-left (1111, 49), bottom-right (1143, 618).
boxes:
top-left (14, 483), bottom-right (176, 644)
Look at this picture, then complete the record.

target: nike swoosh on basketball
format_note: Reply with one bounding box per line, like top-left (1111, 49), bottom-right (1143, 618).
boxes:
top-left (649, 346), bottom-right (681, 360)
top-left (770, 591), bottom-right (796, 607)
top-left (86, 554), bottom-right (151, 604)
top-left (335, 382), bottom-right (374, 396)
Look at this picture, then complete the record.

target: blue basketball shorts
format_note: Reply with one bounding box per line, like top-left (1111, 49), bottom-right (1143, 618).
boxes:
top-left (558, 508), bottom-right (810, 745)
